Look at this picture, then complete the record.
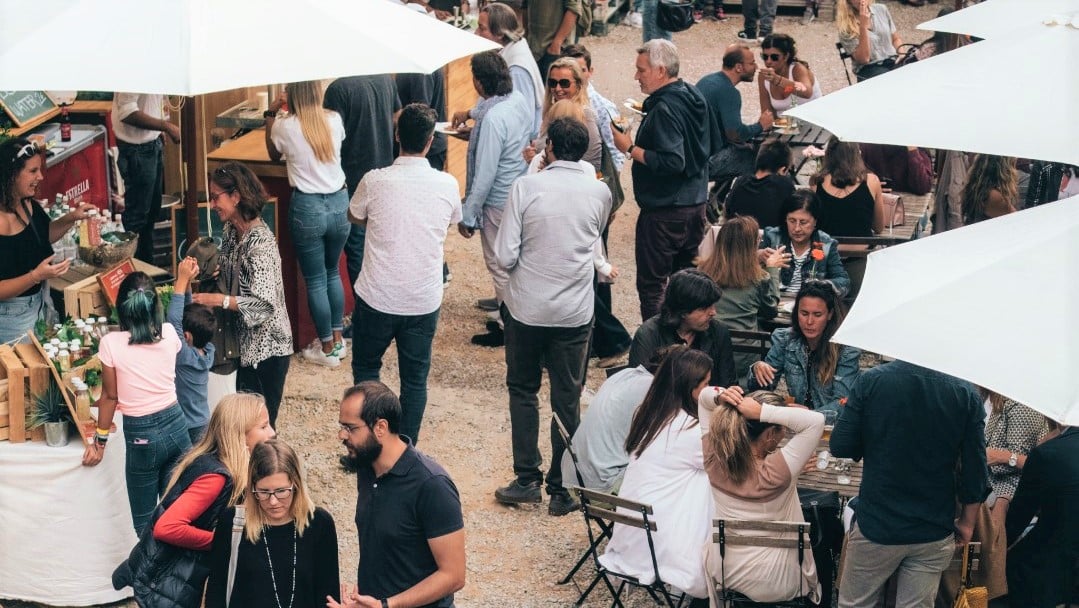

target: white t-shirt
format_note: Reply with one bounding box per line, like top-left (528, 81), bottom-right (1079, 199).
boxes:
top-left (111, 93), bottom-right (165, 145)
top-left (350, 157), bottom-right (462, 316)
top-left (269, 112), bottom-right (346, 194)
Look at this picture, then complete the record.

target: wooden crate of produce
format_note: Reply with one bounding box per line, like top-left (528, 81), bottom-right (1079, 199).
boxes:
top-left (0, 345), bottom-right (28, 442)
top-left (27, 334), bottom-right (96, 445)
top-left (14, 342), bottom-right (54, 442)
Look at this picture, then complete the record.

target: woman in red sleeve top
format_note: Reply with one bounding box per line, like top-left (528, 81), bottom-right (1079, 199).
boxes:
top-left (112, 393), bottom-right (276, 608)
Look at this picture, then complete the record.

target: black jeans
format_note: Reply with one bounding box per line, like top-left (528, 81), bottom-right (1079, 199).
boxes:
top-left (117, 138), bottom-right (164, 264)
top-left (237, 354), bottom-right (291, 427)
top-left (503, 307), bottom-right (591, 495)
top-left (591, 229), bottom-right (631, 358)
top-left (351, 297), bottom-right (440, 443)
top-left (634, 204), bottom-right (707, 321)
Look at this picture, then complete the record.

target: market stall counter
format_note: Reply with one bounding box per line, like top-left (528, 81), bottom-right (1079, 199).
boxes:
top-left (0, 415), bottom-right (135, 606)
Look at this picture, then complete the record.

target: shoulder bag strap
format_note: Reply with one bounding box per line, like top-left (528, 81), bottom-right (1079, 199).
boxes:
top-left (226, 505), bottom-right (245, 607)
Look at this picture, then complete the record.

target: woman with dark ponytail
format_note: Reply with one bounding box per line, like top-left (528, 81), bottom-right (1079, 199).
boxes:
top-left (83, 271), bottom-right (192, 535)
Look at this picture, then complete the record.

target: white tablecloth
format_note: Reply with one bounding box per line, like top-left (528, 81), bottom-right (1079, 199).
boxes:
top-left (0, 422), bottom-right (136, 606)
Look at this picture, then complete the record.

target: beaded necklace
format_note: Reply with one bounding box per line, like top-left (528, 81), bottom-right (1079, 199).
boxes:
top-left (263, 522), bottom-right (297, 608)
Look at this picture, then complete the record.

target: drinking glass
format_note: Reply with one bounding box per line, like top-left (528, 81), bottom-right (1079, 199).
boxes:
top-left (822, 410), bottom-right (837, 442)
top-left (836, 458), bottom-right (853, 485)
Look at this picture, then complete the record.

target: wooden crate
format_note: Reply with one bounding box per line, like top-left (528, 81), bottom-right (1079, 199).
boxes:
top-left (14, 342), bottom-right (53, 442)
top-left (0, 345), bottom-right (28, 442)
top-left (52, 258), bottom-right (171, 320)
top-left (27, 334), bottom-right (96, 445)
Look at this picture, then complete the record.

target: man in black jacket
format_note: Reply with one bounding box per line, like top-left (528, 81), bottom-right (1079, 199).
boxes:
top-left (626, 269), bottom-right (735, 388)
top-left (1005, 425), bottom-right (1079, 608)
top-left (611, 39), bottom-right (721, 322)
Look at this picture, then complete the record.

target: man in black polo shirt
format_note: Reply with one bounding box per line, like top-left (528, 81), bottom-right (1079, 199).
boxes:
top-left (335, 381), bottom-right (465, 608)
top-left (831, 361), bottom-right (989, 608)
top-left (626, 269), bottom-right (736, 388)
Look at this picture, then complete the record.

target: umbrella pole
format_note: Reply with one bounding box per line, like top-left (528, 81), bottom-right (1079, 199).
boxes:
top-left (182, 97), bottom-right (199, 250)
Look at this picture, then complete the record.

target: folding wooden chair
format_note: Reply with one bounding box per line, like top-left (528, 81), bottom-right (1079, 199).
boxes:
top-left (713, 518), bottom-right (815, 607)
top-left (835, 42), bottom-right (854, 86)
top-left (573, 487), bottom-right (687, 608)
top-left (554, 413), bottom-right (607, 586)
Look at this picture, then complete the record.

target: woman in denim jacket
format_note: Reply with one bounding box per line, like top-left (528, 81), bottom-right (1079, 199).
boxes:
top-left (749, 280), bottom-right (860, 412)
top-left (759, 189), bottom-right (850, 297)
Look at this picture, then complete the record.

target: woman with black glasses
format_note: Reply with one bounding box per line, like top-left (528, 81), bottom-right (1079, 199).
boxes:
top-left (523, 57), bottom-right (603, 173)
top-left (0, 137), bottom-right (95, 344)
top-left (205, 439), bottom-right (339, 608)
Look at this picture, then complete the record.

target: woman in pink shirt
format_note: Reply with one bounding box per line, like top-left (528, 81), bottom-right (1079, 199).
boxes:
top-left (83, 271), bottom-right (191, 535)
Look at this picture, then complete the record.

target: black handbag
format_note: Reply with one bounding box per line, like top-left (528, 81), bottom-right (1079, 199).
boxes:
top-left (656, 0), bottom-right (695, 32)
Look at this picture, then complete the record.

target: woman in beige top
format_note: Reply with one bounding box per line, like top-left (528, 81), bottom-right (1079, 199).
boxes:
top-left (698, 387), bottom-right (823, 605)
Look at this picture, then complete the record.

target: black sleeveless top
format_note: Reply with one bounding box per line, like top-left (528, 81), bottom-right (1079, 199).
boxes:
top-left (816, 180), bottom-right (875, 237)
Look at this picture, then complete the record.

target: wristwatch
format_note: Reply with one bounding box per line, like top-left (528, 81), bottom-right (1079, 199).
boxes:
top-left (1008, 452), bottom-right (1018, 467)
top-left (263, 110), bottom-right (277, 119)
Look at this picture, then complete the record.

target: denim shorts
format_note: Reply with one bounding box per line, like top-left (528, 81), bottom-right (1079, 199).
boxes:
top-left (0, 289), bottom-right (44, 345)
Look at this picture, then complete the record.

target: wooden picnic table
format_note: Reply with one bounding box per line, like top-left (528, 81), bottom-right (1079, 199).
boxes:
top-left (798, 438), bottom-right (863, 500)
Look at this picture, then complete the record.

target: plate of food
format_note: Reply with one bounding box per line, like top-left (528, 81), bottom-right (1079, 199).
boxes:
top-left (434, 122), bottom-right (470, 139)
top-left (771, 118), bottom-right (799, 133)
top-left (623, 99), bottom-right (645, 115)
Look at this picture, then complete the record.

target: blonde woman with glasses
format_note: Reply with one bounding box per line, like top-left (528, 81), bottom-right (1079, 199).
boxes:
top-left (265, 80), bottom-right (349, 369)
top-left (524, 58), bottom-right (603, 173)
top-left (205, 438), bottom-right (340, 608)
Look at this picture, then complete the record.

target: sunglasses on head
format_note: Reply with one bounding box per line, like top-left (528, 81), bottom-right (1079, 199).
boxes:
top-left (547, 78), bottom-right (574, 90)
top-left (762, 53), bottom-right (783, 62)
top-left (14, 142), bottom-right (40, 160)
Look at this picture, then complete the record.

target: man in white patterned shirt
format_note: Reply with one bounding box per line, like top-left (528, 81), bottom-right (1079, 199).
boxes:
top-left (347, 104), bottom-right (462, 443)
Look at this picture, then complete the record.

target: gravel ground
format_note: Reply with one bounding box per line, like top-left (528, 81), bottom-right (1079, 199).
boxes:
top-left (6, 4), bottom-right (945, 607)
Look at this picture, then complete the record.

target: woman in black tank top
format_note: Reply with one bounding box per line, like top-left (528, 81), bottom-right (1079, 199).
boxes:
top-left (811, 136), bottom-right (885, 237)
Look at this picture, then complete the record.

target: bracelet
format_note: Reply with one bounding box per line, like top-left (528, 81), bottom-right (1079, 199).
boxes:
top-left (627, 144), bottom-right (636, 155)
top-left (95, 428), bottom-right (110, 438)
top-left (222, 295), bottom-right (231, 310)
top-left (381, 599), bottom-right (389, 608)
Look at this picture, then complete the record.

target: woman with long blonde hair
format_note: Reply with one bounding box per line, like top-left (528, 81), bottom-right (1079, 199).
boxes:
top-left (205, 439), bottom-right (340, 607)
top-left (836, 0), bottom-right (901, 81)
top-left (112, 393), bottom-right (277, 608)
top-left (699, 387), bottom-right (823, 604)
top-left (525, 58), bottom-right (603, 172)
top-left (264, 80), bottom-right (349, 367)
top-left (961, 155), bottom-right (1018, 226)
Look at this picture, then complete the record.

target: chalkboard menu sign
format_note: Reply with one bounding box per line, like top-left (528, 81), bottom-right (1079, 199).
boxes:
top-left (0, 90), bottom-right (59, 127)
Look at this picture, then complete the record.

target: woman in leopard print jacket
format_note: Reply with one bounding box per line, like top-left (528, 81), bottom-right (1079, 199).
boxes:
top-left (194, 162), bottom-right (293, 426)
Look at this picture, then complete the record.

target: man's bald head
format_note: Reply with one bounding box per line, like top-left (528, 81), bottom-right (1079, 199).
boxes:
top-left (722, 43), bottom-right (751, 69)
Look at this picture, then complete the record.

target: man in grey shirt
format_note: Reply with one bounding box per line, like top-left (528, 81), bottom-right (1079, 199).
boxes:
top-left (493, 116), bottom-right (612, 516)
top-left (559, 359), bottom-right (660, 493)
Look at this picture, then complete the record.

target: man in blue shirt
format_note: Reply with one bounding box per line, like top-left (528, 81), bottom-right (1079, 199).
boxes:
top-left (697, 44), bottom-right (774, 183)
top-left (831, 360), bottom-right (989, 608)
top-left (452, 51), bottom-right (531, 347)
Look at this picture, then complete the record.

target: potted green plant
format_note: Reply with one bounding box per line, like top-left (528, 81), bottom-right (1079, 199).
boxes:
top-left (28, 383), bottom-right (73, 447)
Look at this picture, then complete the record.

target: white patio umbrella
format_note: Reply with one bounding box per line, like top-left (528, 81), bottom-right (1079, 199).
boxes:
top-left (0, 0), bottom-right (497, 94)
top-left (918, 0), bottom-right (1079, 39)
top-left (783, 15), bottom-right (1079, 166)
top-left (832, 197), bottom-right (1079, 426)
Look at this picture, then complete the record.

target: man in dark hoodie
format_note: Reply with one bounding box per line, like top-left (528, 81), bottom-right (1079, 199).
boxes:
top-left (611, 39), bottom-right (722, 322)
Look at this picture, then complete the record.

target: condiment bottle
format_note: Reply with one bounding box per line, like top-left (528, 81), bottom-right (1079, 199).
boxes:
top-left (57, 349), bottom-right (71, 372)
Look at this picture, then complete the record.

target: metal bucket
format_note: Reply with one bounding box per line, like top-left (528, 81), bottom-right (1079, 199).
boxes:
top-left (44, 421), bottom-right (70, 447)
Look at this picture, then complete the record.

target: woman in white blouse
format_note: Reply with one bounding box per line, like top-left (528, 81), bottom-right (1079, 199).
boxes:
top-left (264, 80), bottom-right (349, 368)
top-left (599, 346), bottom-right (715, 604)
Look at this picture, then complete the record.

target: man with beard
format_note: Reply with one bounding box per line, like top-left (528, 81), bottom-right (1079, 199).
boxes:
top-left (627, 269), bottom-right (736, 388)
top-left (697, 43), bottom-right (775, 185)
top-left (333, 381), bottom-right (465, 608)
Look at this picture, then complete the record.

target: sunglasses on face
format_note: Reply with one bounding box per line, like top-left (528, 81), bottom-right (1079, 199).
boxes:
top-left (547, 78), bottom-right (574, 90)
top-left (762, 53), bottom-right (783, 62)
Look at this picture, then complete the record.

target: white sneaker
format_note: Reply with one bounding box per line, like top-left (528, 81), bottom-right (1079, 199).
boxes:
top-left (625, 11), bottom-right (643, 28)
top-left (331, 339), bottom-right (349, 361)
top-left (303, 342), bottom-right (340, 368)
